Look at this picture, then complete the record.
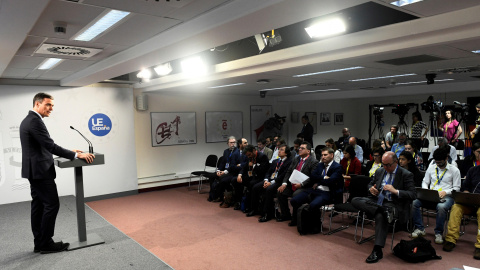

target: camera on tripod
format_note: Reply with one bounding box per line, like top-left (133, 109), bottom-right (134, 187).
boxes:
top-left (373, 107), bottom-right (384, 116)
top-left (392, 104), bottom-right (409, 116)
top-left (421, 95), bottom-right (443, 113)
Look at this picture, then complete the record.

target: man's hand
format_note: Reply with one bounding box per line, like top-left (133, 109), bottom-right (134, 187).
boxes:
top-left (293, 183), bottom-right (301, 190)
top-left (383, 184), bottom-right (398, 195)
top-left (217, 171), bottom-right (224, 177)
top-left (263, 181), bottom-right (271, 188)
top-left (278, 185), bottom-right (286, 193)
top-left (370, 184), bottom-right (379, 196)
top-left (77, 152), bottom-right (95, 164)
top-left (438, 190), bottom-right (447, 198)
top-left (72, 149), bottom-right (83, 154)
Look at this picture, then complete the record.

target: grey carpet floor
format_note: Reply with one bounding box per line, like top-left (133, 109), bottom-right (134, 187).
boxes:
top-left (0, 196), bottom-right (172, 270)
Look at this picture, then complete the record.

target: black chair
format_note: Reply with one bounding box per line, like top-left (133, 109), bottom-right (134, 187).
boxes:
top-left (189, 154), bottom-right (218, 193)
top-left (326, 175), bottom-right (371, 236)
top-left (314, 145), bottom-right (325, 161)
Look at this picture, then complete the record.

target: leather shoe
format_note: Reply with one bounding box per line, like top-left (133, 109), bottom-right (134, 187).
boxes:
top-left (40, 241), bottom-right (69, 254)
top-left (474, 248), bottom-right (480, 260)
top-left (288, 221), bottom-right (297, 227)
top-left (233, 203), bottom-right (241, 210)
top-left (365, 249), bottom-right (383, 263)
top-left (276, 216), bottom-right (291, 222)
top-left (258, 215), bottom-right (272, 223)
top-left (220, 202), bottom-right (230, 208)
top-left (212, 197), bottom-right (222, 203)
top-left (246, 210), bottom-right (258, 217)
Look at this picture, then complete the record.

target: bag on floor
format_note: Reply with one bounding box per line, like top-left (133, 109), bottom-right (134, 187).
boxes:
top-left (393, 237), bottom-right (442, 263)
top-left (223, 191), bottom-right (234, 205)
top-left (297, 203), bottom-right (321, 235)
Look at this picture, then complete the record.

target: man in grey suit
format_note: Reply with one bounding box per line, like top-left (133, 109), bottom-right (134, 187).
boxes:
top-left (352, 151), bottom-right (416, 263)
top-left (276, 142), bottom-right (319, 223)
top-left (20, 92), bottom-right (95, 254)
top-left (257, 138), bottom-right (273, 160)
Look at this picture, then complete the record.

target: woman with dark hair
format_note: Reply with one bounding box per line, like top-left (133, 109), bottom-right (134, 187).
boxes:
top-left (365, 147), bottom-right (384, 178)
top-left (411, 111), bottom-right (429, 150)
top-left (341, 145), bottom-right (362, 188)
top-left (460, 142), bottom-right (480, 177)
top-left (325, 138), bottom-right (342, 163)
top-left (399, 150), bottom-right (423, 187)
top-left (369, 138), bottom-right (386, 161)
top-left (404, 139), bottom-right (424, 171)
top-left (439, 109), bottom-right (463, 147)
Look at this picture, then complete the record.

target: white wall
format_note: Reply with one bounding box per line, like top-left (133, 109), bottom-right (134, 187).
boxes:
top-left (0, 85), bottom-right (138, 205)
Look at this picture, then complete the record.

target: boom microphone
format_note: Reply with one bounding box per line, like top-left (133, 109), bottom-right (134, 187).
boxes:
top-left (70, 126), bottom-right (93, 154)
top-left (453, 101), bottom-right (467, 106)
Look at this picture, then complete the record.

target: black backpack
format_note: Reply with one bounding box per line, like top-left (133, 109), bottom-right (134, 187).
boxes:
top-left (393, 237), bottom-right (442, 263)
top-left (297, 204), bottom-right (321, 235)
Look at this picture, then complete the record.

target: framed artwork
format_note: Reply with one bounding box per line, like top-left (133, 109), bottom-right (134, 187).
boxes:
top-left (250, 105), bottom-right (273, 142)
top-left (334, 113), bottom-right (344, 125)
top-left (321, 112), bottom-right (331, 125)
top-left (151, 112), bottom-right (196, 146)
top-left (205, 111), bottom-right (242, 143)
top-left (305, 112), bottom-right (317, 134)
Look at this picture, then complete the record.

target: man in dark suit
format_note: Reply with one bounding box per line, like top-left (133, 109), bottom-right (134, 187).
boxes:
top-left (276, 142), bottom-right (319, 223)
top-left (20, 92), bottom-right (95, 254)
top-left (352, 151), bottom-right (416, 263)
top-left (337, 127), bottom-right (351, 150)
top-left (254, 144), bottom-right (292, 222)
top-left (237, 144), bottom-right (270, 215)
top-left (290, 147), bottom-right (343, 227)
top-left (300, 115), bottom-right (314, 147)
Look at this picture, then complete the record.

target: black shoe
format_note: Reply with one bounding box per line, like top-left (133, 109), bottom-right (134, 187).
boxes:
top-left (276, 216), bottom-right (292, 222)
top-left (366, 249), bottom-right (383, 263)
top-left (233, 203), bottom-right (241, 210)
top-left (288, 221), bottom-right (297, 227)
top-left (443, 241), bottom-right (456, 252)
top-left (246, 210), bottom-right (258, 217)
top-left (207, 197), bottom-right (213, 202)
top-left (34, 246), bottom-right (41, 253)
top-left (40, 241), bottom-right (69, 254)
top-left (258, 215), bottom-right (272, 223)
top-left (212, 197), bottom-right (222, 202)
top-left (474, 248), bottom-right (480, 260)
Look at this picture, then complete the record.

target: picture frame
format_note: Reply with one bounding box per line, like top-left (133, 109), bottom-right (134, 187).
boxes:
top-left (334, 113), bottom-right (344, 125)
top-left (151, 112), bottom-right (196, 146)
top-left (205, 111), bottom-right (242, 143)
top-left (320, 112), bottom-right (331, 125)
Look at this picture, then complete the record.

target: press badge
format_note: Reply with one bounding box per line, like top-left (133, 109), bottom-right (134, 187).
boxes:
top-left (225, 163), bottom-right (229, 168)
top-left (248, 171), bottom-right (253, 177)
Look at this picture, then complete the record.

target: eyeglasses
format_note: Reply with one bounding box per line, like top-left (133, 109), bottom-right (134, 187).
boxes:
top-left (299, 147), bottom-right (306, 150)
top-left (382, 162), bottom-right (395, 167)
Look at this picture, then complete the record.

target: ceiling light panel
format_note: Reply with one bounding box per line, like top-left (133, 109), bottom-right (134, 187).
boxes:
top-left (349, 73), bottom-right (416, 82)
top-left (37, 58), bottom-right (63, 70)
top-left (301, 89), bottom-right (340, 93)
top-left (259, 86), bottom-right (298, 91)
top-left (293, 66), bottom-right (363, 77)
top-left (209, 83), bottom-right (245, 89)
top-left (390, 0), bottom-right (424, 7)
top-left (305, 18), bottom-right (346, 38)
top-left (72, 9), bottom-right (130, 42)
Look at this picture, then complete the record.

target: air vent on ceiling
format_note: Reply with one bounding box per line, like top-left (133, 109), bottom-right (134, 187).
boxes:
top-left (429, 66), bottom-right (480, 74)
top-left (377, 54), bottom-right (446, 65)
top-left (34, 44), bottom-right (102, 58)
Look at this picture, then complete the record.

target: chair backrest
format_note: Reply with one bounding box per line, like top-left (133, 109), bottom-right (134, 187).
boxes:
top-left (205, 154), bottom-right (218, 168)
top-left (347, 175), bottom-right (372, 202)
top-left (216, 156), bottom-right (225, 170)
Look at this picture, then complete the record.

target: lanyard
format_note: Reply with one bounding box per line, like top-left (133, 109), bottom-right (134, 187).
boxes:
top-left (275, 159), bottom-right (284, 173)
top-left (369, 163), bottom-right (381, 177)
top-left (383, 166), bottom-right (398, 186)
top-left (474, 160), bottom-right (480, 167)
top-left (432, 166), bottom-right (447, 189)
top-left (296, 155), bottom-right (309, 171)
top-left (394, 144), bottom-right (404, 153)
top-left (346, 160), bottom-right (351, 175)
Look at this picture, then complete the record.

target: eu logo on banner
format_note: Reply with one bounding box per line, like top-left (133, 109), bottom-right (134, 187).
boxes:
top-left (88, 113), bottom-right (112, 136)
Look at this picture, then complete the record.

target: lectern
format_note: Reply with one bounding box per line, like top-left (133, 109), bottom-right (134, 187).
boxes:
top-left (54, 153), bottom-right (105, 250)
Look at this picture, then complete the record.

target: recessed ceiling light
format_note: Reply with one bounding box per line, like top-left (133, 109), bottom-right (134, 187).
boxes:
top-left (256, 79), bottom-right (270, 84)
top-left (259, 86), bottom-right (298, 91)
top-left (209, 83), bottom-right (245, 89)
top-left (396, 79), bottom-right (454, 85)
top-left (305, 18), bottom-right (346, 38)
top-left (349, 73), bottom-right (416, 82)
top-left (153, 62), bottom-right (172, 76)
top-left (181, 57), bottom-right (207, 77)
top-left (136, 69), bottom-right (152, 81)
top-left (390, 0), bottom-right (423, 7)
top-left (37, 58), bottom-right (63, 70)
top-left (301, 89), bottom-right (340, 93)
top-left (72, 9), bottom-right (130, 41)
top-left (293, 66), bottom-right (363, 77)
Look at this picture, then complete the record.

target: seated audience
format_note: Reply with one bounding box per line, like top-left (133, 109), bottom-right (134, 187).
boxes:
top-left (341, 145), bottom-right (362, 189)
top-left (270, 138), bottom-right (286, 163)
top-left (385, 125), bottom-right (399, 151)
top-left (325, 138), bottom-right (342, 163)
top-left (210, 136), bottom-right (241, 203)
top-left (291, 138), bottom-right (303, 158)
top-left (369, 139), bottom-right (386, 161)
top-left (411, 147), bottom-right (461, 244)
top-left (391, 133), bottom-right (407, 158)
top-left (237, 144), bottom-right (270, 214)
top-left (365, 148), bottom-right (384, 178)
top-left (460, 142), bottom-right (480, 178)
top-left (337, 127), bottom-right (351, 150)
top-left (404, 139), bottom-right (424, 171)
top-left (428, 137), bottom-right (458, 163)
top-left (348, 136), bottom-right (364, 163)
top-left (266, 136), bottom-right (275, 150)
top-left (443, 165), bottom-right (480, 260)
top-left (251, 144), bottom-right (292, 222)
top-left (352, 152), bottom-right (416, 264)
top-left (257, 138), bottom-right (273, 160)
top-left (398, 151), bottom-right (423, 187)
top-left (289, 147), bottom-right (343, 231)
top-left (276, 142), bottom-right (318, 223)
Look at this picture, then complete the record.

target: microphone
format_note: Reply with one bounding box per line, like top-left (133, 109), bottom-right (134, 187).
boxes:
top-left (453, 101), bottom-right (467, 106)
top-left (70, 126), bottom-right (93, 154)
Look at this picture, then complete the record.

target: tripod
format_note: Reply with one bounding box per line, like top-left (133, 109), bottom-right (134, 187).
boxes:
top-left (397, 113), bottom-right (409, 135)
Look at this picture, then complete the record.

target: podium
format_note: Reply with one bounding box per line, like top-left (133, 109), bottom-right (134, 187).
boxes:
top-left (54, 153), bottom-right (105, 250)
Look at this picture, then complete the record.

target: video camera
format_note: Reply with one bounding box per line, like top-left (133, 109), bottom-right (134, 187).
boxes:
top-left (373, 106), bottom-right (384, 116)
top-left (421, 95), bottom-right (443, 113)
top-left (392, 104), bottom-right (410, 116)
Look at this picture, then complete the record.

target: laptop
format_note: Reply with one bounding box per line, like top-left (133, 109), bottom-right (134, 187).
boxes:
top-left (415, 188), bottom-right (445, 203)
top-left (452, 191), bottom-right (480, 208)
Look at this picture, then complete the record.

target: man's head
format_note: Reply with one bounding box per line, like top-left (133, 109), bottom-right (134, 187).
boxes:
top-left (398, 133), bottom-right (407, 144)
top-left (301, 115), bottom-right (309, 125)
top-left (437, 137), bottom-right (447, 148)
top-left (433, 147), bottom-right (449, 169)
top-left (298, 142), bottom-right (312, 158)
top-left (238, 138), bottom-right (248, 150)
top-left (382, 151), bottom-right (398, 173)
top-left (342, 128), bottom-right (350, 137)
top-left (227, 136), bottom-right (236, 150)
top-left (243, 144), bottom-right (257, 159)
top-left (476, 103), bottom-right (480, 114)
top-left (321, 147), bottom-right (334, 164)
top-left (348, 136), bottom-right (357, 146)
top-left (277, 144), bottom-right (291, 159)
top-left (293, 138), bottom-right (303, 152)
top-left (265, 137), bottom-right (273, 146)
top-left (390, 125), bottom-right (398, 134)
top-left (257, 139), bottom-right (266, 150)
top-left (296, 133), bottom-right (305, 140)
top-left (277, 138), bottom-right (286, 147)
top-left (33, 92), bottom-right (54, 118)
